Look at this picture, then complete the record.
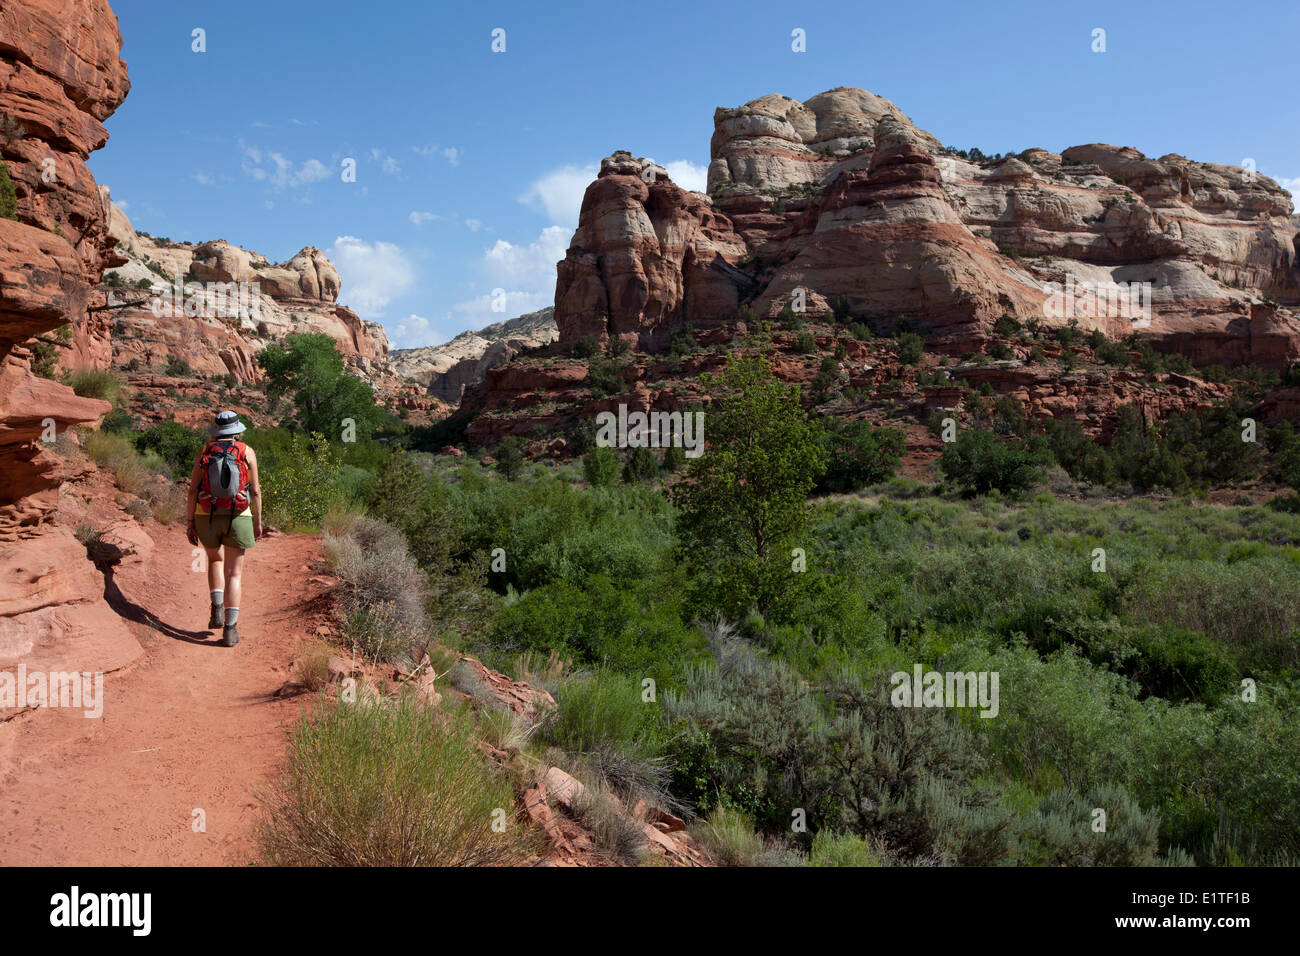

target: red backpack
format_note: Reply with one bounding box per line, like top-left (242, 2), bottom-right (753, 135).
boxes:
top-left (199, 439), bottom-right (251, 515)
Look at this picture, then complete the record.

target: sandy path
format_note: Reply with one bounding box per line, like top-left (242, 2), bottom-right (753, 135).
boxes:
top-left (0, 526), bottom-right (332, 866)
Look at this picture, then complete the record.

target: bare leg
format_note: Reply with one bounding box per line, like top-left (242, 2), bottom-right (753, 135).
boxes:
top-left (205, 547), bottom-right (223, 593)
top-left (223, 546), bottom-right (245, 609)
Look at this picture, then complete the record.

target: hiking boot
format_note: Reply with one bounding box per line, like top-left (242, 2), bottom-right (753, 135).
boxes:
top-left (221, 624), bottom-right (240, 647)
top-left (209, 605), bottom-right (224, 629)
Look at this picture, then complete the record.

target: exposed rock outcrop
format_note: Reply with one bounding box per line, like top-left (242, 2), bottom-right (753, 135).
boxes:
top-left (550, 87), bottom-right (1300, 368)
top-left (93, 194), bottom-right (393, 387)
top-left (554, 151), bottom-right (748, 350)
top-left (0, 0), bottom-right (145, 699)
top-left (390, 307), bottom-right (557, 403)
top-left (0, 0), bottom-right (129, 535)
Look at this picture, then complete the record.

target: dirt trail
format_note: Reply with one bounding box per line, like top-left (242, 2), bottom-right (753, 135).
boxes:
top-left (0, 525), bottom-right (333, 866)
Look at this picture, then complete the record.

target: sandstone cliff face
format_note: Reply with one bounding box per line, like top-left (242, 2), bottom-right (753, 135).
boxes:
top-left (91, 194), bottom-right (395, 387)
top-left (390, 307), bottom-right (557, 403)
top-left (552, 87), bottom-right (1300, 368)
top-left (0, 0), bottom-right (128, 535)
top-left (553, 151), bottom-right (748, 350)
top-left (0, 0), bottom-right (144, 686)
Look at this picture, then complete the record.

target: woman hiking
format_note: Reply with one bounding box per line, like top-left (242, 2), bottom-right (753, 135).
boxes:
top-left (186, 410), bottom-right (262, 647)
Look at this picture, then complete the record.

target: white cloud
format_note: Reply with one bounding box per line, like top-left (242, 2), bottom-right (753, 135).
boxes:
top-left (664, 159), bottom-right (708, 193)
top-left (518, 159), bottom-right (704, 229)
top-left (443, 147), bottom-right (460, 166)
top-left (294, 159), bottom-right (330, 185)
top-left (116, 199), bottom-right (129, 212)
top-left (408, 210), bottom-right (441, 226)
top-left (411, 144), bottom-right (439, 157)
top-left (446, 225), bottom-right (568, 328)
top-left (327, 236), bottom-right (416, 319)
top-left (483, 225), bottom-right (569, 290)
top-left (370, 148), bottom-right (401, 176)
top-left (1278, 176), bottom-right (1300, 207)
top-left (389, 313), bottom-right (446, 350)
top-left (450, 289), bottom-right (552, 328)
top-left (518, 164), bottom-right (597, 229)
top-left (193, 171), bottom-right (214, 185)
top-left (239, 140), bottom-right (330, 190)
top-left (465, 219), bottom-right (484, 232)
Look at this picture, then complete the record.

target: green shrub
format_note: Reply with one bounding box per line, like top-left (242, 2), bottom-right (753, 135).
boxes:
top-left (572, 334), bottom-right (601, 358)
top-left (133, 420), bottom-right (205, 483)
top-left (65, 369), bottom-right (122, 406)
top-left (582, 446), bottom-right (620, 487)
top-left (0, 158), bottom-right (16, 220)
top-left (622, 446), bottom-right (659, 483)
top-left (818, 420), bottom-right (905, 493)
top-left (494, 436), bottom-right (524, 481)
top-left (255, 697), bottom-right (535, 865)
top-left (261, 431), bottom-right (343, 530)
top-left (939, 427), bottom-right (1044, 497)
top-left (897, 332), bottom-right (924, 365)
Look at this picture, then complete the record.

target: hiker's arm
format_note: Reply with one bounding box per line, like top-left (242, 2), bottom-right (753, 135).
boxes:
top-left (247, 448), bottom-right (263, 537)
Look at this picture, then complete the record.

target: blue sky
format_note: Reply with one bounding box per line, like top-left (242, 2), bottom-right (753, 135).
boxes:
top-left (91, 0), bottom-right (1299, 350)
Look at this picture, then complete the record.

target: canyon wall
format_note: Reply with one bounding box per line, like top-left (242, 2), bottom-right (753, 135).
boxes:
top-left (552, 87), bottom-right (1300, 366)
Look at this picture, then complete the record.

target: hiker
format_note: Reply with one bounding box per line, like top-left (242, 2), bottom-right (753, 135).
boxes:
top-left (186, 410), bottom-right (262, 647)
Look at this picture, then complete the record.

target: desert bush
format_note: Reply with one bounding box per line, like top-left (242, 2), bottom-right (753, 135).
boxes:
top-left (494, 437), bottom-right (524, 481)
top-left (327, 517), bottom-right (427, 663)
top-left (689, 806), bottom-right (767, 866)
top-left (582, 447), bottom-right (620, 487)
top-left (808, 830), bottom-right (882, 867)
top-left (66, 369), bottom-right (122, 406)
top-left (260, 431), bottom-right (342, 530)
top-left (818, 420), bottom-right (906, 493)
top-left (896, 332), bottom-right (924, 365)
top-left (939, 427), bottom-right (1043, 497)
top-left (84, 429), bottom-right (148, 495)
top-left (256, 697), bottom-right (535, 865)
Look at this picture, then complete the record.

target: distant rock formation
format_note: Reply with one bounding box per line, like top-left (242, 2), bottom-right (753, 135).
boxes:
top-left (551, 86), bottom-right (1300, 367)
top-left (92, 194), bottom-right (393, 387)
top-left (390, 307), bottom-right (557, 403)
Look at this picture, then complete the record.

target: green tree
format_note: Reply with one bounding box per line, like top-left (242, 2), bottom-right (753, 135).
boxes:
top-left (257, 333), bottom-right (388, 440)
top-left (582, 446), bottom-right (620, 487)
top-left (818, 420), bottom-right (906, 492)
top-left (369, 450), bottom-right (463, 573)
top-left (939, 427), bottom-right (1043, 497)
top-left (494, 436), bottom-right (524, 481)
top-left (622, 446), bottom-right (659, 483)
top-left (669, 352), bottom-right (828, 618)
top-left (897, 332), bottom-right (924, 365)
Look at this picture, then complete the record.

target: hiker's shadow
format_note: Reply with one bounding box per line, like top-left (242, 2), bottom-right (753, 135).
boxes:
top-left (103, 572), bottom-right (219, 646)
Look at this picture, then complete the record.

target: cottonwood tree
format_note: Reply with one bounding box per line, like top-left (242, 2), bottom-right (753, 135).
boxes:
top-left (670, 351), bottom-right (827, 619)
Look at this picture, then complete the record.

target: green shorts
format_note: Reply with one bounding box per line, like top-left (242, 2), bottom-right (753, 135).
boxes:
top-left (195, 512), bottom-right (256, 550)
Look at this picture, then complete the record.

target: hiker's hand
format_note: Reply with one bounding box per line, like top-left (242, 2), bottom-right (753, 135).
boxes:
top-left (253, 517), bottom-right (262, 540)
top-left (186, 521), bottom-right (198, 547)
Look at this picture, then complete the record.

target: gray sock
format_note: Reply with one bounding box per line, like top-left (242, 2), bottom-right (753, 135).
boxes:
top-left (224, 607), bottom-right (239, 626)
top-left (210, 589), bottom-right (223, 608)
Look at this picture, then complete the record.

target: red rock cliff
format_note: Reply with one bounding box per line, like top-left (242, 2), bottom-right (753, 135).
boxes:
top-left (0, 0), bottom-right (130, 535)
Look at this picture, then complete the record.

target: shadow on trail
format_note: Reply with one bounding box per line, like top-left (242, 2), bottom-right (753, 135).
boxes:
top-left (103, 572), bottom-right (218, 646)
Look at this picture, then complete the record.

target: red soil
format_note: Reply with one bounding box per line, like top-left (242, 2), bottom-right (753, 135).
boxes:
top-left (0, 524), bottom-right (333, 866)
